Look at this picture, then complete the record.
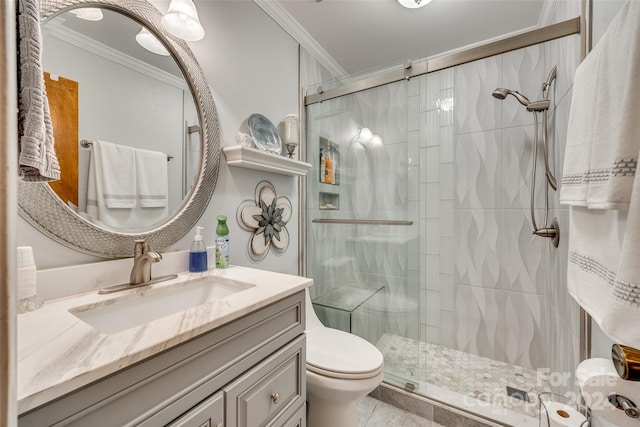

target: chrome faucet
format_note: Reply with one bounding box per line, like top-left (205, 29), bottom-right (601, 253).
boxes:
top-left (98, 240), bottom-right (178, 294)
top-left (129, 239), bottom-right (162, 285)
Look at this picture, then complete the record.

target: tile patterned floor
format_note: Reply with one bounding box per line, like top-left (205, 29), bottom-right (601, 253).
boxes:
top-left (357, 396), bottom-right (444, 427)
top-left (376, 333), bottom-right (552, 418)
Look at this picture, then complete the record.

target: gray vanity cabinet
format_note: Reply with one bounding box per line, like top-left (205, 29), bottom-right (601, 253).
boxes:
top-left (167, 391), bottom-right (224, 427)
top-left (18, 291), bottom-right (306, 427)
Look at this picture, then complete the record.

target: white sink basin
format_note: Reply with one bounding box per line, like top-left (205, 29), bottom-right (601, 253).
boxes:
top-left (70, 275), bottom-right (254, 334)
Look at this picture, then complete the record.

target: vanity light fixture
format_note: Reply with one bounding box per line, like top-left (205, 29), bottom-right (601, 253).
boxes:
top-left (161, 0), bottom-right (205, 42)
top-left (69, 7), bottom-right (104, 21)
top-left (397, 0), bottom-right (433, 8)
top-left (136, 28), bottom-right (170, 56)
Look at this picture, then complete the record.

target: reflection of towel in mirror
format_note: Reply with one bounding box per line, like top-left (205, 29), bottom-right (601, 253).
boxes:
top-left (91, 141), bottom-right (137, 208)
top-left (135, 148), bottom-right (168, 208)
top-left (17, 0), bottom-right (60, 181)
top-left (86, 141), bottom-right (138, 228)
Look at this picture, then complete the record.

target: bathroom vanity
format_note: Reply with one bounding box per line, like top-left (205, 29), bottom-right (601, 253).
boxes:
top-left (17, 266), bottom-right (311, 426)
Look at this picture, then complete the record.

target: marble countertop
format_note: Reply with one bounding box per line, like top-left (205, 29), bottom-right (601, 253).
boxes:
top-left (17, 265), bottom-right (312, 414)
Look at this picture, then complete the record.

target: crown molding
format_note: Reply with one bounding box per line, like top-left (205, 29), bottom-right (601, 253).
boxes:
top-left (44, 17), bottom-right (188, 90)
top-left (253, 0), bottom-right (347, 78)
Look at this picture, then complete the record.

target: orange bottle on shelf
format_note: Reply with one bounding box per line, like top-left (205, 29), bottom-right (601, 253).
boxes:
top-left (325, 152), bottom-right (333, 184)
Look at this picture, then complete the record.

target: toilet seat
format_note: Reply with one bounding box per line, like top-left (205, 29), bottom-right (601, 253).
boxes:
top-left (306, 327), bottom-right (384, 380)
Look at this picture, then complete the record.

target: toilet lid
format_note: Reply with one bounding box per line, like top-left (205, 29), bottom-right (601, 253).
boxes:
top-left (306, 327), bottom-right (384, 379)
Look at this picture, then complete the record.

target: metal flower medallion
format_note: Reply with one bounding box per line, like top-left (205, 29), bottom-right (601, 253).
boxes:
top-left (237, 181), bottom-right (292, 261)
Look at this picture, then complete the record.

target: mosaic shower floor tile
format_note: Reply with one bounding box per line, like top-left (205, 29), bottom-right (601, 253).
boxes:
top-left (376, 333), bottom-right (552, 418)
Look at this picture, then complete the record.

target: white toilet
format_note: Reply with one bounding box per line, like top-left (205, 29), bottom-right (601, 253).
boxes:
top-left (305, 290), bottom-right (384, 427)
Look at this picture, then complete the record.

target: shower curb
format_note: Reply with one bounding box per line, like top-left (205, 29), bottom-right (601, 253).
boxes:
top-left (370, 383), bottom-right (507, 427)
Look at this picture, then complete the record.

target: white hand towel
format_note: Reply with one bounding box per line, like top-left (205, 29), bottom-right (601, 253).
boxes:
top-left (135, 148), bottom-right (168, 208)
top-left (91, 141), bottom-right (137, 209)
top-left (17, 0), bottom-right (61, 182)
top-left (560, 0), bottom-right (640, 349)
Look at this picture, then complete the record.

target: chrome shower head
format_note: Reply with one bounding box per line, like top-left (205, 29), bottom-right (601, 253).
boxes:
top-left (492, 88), bottom-right (531, 107)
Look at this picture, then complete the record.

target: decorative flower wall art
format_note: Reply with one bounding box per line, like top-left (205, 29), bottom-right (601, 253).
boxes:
top-left (237, 181), bottom-right (292, 261)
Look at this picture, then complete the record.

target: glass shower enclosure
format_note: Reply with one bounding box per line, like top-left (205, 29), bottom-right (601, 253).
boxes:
top-left (305, 79), bottom-right (422, 390)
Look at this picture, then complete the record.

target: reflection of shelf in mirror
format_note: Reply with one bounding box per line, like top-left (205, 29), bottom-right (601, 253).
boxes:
top-left (319, 192), bottom-right (339, 210)
top-left (223, 145), bottom-right (311, 177)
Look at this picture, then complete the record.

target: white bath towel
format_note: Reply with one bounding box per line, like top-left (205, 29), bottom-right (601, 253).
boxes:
top-left (135, 148), bottom-right (168, 208)
top-left (560, 0), bottom-right (640, 208)
top-left (17, 0), bottom-right (61, 182)
top-left (560, 0), bottom-right (640, 349)
top-left (87, 141), bottom-right (137, 209)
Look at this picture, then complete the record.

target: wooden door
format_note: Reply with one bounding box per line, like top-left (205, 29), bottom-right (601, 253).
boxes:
top-left (44, 72), bottom-right (79, 207)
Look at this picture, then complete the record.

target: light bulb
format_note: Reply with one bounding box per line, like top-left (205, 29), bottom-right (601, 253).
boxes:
top-left (161, 0), bottom-right (205, 42)
top-left (136, 28), bottom-right (170, 56)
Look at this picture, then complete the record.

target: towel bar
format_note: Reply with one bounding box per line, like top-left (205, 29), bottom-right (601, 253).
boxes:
top-left (80, 140), bottom-right (173, 161)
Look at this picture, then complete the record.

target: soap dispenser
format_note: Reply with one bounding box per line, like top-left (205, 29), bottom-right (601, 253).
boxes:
top-left (189, 226), bottom-right (208, 272)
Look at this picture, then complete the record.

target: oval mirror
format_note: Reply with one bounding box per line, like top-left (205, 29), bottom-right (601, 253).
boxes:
top-left (18, 0), bottom-right (221, 258)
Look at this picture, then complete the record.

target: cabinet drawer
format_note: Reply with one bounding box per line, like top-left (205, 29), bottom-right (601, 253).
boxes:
top-left (167, 391), bottom-right (224, 427)
top-left (224, 335), bottom-right (305, 427)
top-left (278, 403), bottom-right (306, 427)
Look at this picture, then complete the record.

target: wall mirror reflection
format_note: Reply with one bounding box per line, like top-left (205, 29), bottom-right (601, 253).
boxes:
top-left (18, 0), bottom-right (220, 258)
top-left (41, 7), bottom-right (201, 233)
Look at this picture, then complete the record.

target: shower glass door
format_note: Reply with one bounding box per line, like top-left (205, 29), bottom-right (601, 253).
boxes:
top-left (305, 79), bottom-right (422, 389)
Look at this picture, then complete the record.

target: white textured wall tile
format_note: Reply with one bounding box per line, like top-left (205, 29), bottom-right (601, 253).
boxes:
top-left (440, 273), bottom-right (454, 311)
top-left (439, 200), bottom-right (454, 236)
top-left (441, 68), bottom-right (454, 89)
top-left (440, 310), bottom-right (454, 348)
top-left (454, 285), bottom-right (504, 359)
top-left (426, 147), bottom-right (440, 183)
top-left (502, 44), bottom-right (546, 127)
top-left (426, 219), bottom-right (440, 254)
top-left (551, 0), bottom-right (581, 23)
top-left (408, 95), bottom-right (420, 132)
top-left (425, 110), bottom-right (440, 147)
top-left (423, 71), bottom-right (441, 112)
top-left (454, 130), bottom-right (502, 209)
top-left (439, 88), bottom-right (454, 127)
top-left (502, 292), bottom-right (546, 369)
top-left (500, 209), bottom-right (549, 294)
top-left (454, 210), bottom-right (501, 288)
top-left (454, 56), bottom-right (502, 134)
top-left (502, 125), bottom-right (546, 210)
top-left (426, 325), bottom-right (440, 345)
top-left (425, 183), bottom-right (440, 219)
top-left (440, 125), bottom-right (454, 163)
top-left (439, 236), bottom-right (454, 275)
top-left (426, 254), bottom-right (440, 291)
top-left (439, 163), bottom-right (454, 201)
top-left (426, 290), bottom-right (441, 327)
top-left (544, 35), bottom-right (580, 102)
top-left (408, 76), bottom-right (420, 97)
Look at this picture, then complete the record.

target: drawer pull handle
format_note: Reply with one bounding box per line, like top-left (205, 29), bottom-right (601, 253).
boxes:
top-left (271, 393), bottom-right (280, 404)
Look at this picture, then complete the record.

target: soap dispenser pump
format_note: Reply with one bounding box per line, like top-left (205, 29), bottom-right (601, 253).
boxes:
top-left (189, 226), bottom-right (208, 272)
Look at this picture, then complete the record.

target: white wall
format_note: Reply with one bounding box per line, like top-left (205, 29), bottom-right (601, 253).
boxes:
top-left (18, 0), bottom-right (301, 277)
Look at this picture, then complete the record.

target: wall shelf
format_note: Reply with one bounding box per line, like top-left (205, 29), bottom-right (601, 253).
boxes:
top-left (222, 145), bottom-right (311, 177)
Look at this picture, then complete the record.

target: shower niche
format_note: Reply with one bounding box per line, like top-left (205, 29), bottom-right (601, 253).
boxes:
top-left (318, 137), bottom-right (340, 186)
top-left (318, 137), bottom-right (340, 210)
